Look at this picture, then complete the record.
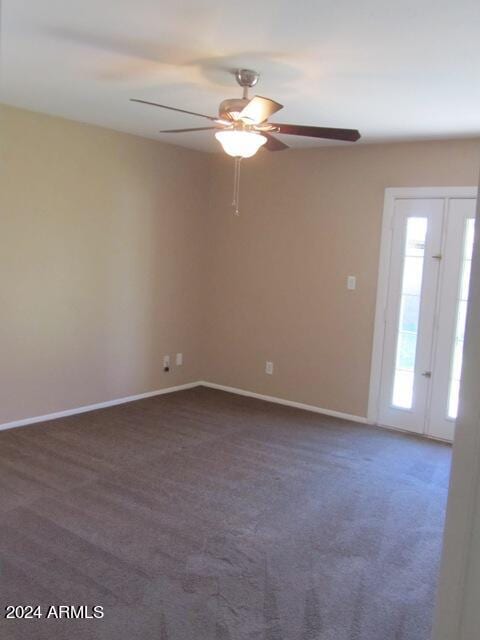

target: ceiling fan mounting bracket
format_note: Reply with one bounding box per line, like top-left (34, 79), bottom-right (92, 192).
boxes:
top-left (234, 69), bottom-right (260, 98)
top-left (235, 69), bottom-right (260, 88)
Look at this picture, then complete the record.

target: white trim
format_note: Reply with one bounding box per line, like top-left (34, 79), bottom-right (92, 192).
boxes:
top-left (367, 186), bottom-right (478, 426)
top-left (0, 380), bottom-right (367, 433)
top-left (199, 381), bottom-right (367, 424)
top-left (381, 186), bottom-right (477, 199)
top-left (0, 382), bottom-right (200, 432)
top-left (373, 420), bottom-right (452, 444)
top-left (367, 188), bottom-right (397, 424)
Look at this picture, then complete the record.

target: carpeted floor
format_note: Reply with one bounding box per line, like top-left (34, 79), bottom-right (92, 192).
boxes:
top-left (0, 387), bottom-right (451, 640)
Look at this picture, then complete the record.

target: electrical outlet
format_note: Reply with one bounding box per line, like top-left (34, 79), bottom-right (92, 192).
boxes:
top-left (176, 353), bottom-right (183, 366)
top-left (163, 355), bottom-right (170, 372)
top-left (265, 361), bottom-right (274, 375)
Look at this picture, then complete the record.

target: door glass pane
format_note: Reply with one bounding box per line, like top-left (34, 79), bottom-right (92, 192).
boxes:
top-left (392, 217), bottom-right (427, 409)
top-left (448, 379), bottom-right (461, 420)
top-left (397, 331), bottom-right (417, 369)
top-left (447, 217), bottom-right (475, 419)
top-left (405, 220), bottom-right (428, 257)
top-left (460, 260), bottom-right (472, 300)
top-left (402, 257), bottom-right (424, 295)
top-left (393, 370), bottom-right (415, 409)
top-left (399, 294), bottom-right (421, 332)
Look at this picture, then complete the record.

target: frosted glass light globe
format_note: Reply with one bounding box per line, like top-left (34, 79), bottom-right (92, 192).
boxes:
top-left (215, 130), bottom-right (267, 158)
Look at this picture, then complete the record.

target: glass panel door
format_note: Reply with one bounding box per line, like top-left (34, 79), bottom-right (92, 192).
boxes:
top-left (427, 199), bottom-right (477, 440)
top-left (377, 199), bottom-right (444, 433)
top-left (447, 218), bottom-right (475, 419)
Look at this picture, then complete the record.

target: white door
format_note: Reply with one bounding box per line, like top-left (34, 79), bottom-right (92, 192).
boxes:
top-left (428, 202), bottom-right (476, 440)
top-left (374, 189), bottom-right (477, 441)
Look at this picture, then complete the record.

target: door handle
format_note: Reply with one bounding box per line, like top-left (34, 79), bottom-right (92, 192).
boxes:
top-left (421, 371), bottom-right (432, 378)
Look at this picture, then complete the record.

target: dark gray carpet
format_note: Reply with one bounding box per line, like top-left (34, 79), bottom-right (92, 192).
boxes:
top-left (0, 387), bottom-right (451, 640)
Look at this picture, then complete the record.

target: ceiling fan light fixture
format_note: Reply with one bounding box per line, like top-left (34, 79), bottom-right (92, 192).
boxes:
top-left (133, 69), bottom-right (360, 214)
top-left (215, 130), bottom-right (267, 158)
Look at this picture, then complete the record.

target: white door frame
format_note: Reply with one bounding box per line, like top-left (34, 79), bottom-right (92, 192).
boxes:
top-left (367, 186), bottom-right (478, 430)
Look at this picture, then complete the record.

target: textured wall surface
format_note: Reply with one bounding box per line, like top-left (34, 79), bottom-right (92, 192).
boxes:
top-left (0, 105), bottom-right (209, 424)
top-left (204, 139), bottom-right (480, 417)
top-left (1, 103), bottom-right (479, 424)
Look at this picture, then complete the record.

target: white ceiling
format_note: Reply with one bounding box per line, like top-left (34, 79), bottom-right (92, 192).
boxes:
top-left (2, 0), bottom-right (480, 153)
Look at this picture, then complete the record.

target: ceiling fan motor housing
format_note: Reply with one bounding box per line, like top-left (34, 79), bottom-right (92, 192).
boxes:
top-left (219, 98), bottom-right (249, 121)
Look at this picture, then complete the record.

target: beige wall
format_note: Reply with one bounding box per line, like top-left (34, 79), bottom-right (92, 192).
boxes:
top-left (0, 105), bottom-right (209, 424)
top-left (204, 139), bottom-right (480, 417)
top-left (2, 103), bottom-right (479, 426)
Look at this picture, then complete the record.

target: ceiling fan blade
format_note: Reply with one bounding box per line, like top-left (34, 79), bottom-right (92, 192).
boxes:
top-left (130, 99), bottom-right (218, 122)
top-left (160, 126), bottom-right (219, 133)
top-left (263, 134), bottom-right (289, 151)
top-left (273, 123), bottom-right (361, 142)
top-left (239, 96), bottom-right (283, 124)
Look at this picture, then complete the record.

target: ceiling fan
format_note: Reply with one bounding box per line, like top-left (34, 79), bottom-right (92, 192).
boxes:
top-left (131, 69), bottom-right (361, 212)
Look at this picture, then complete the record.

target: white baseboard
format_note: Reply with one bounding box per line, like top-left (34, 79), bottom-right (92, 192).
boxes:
top-left (0, 380), bottom-right (367, 433)
top-left (0, 382), bottom-right (201, 432)
top-left (198, 381), bottom-right (367, 424)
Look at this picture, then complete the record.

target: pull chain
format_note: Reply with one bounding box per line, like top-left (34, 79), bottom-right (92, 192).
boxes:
top-left (232, 156), bottom-right (242, 215)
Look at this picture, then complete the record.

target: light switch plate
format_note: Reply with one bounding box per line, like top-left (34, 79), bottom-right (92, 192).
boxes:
top-left (347, 275), bottom-right (356, 290)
